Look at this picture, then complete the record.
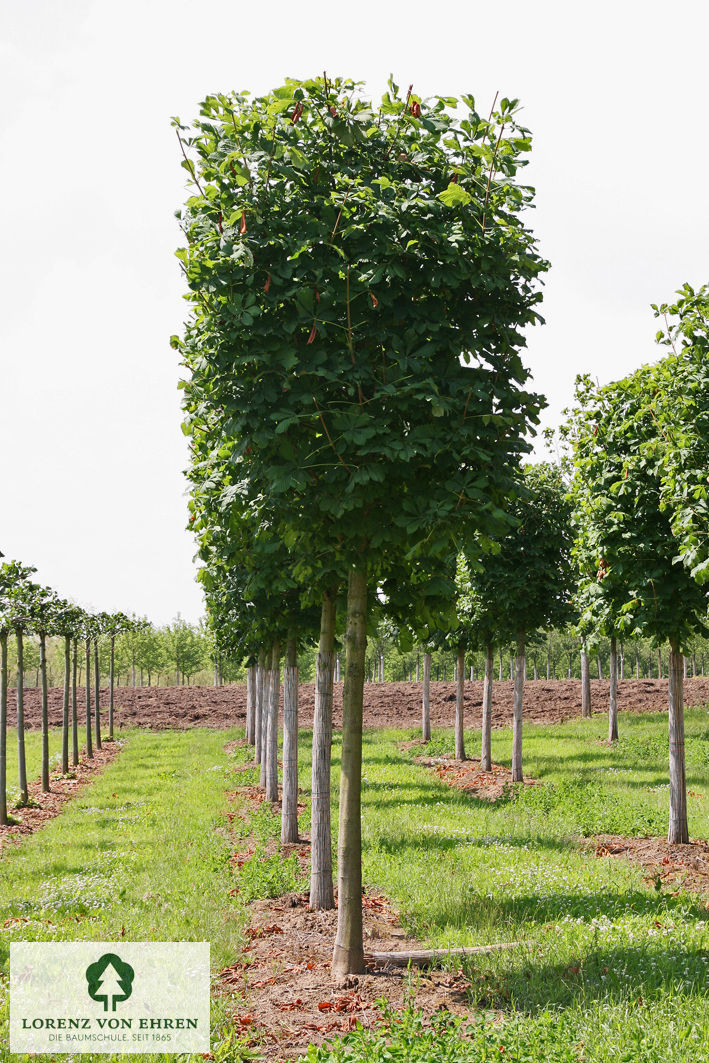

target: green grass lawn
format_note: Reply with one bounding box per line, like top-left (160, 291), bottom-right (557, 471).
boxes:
top-left (0, 707), bottom-right (708, 1062)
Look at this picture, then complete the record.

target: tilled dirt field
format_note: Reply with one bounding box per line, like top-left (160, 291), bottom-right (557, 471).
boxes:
top-left (10, 677), bottom-right (709, 732)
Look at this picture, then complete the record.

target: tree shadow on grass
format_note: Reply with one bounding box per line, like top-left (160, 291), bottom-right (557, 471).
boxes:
top-left (460, 939), bottom-right (709, 1014)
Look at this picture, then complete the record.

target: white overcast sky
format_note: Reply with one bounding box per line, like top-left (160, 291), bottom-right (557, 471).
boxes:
top-left (1, 0), bottom-right (707, 624)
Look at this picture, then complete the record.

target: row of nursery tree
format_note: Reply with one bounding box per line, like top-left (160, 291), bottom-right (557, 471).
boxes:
top-left (0, 559), bottom-right (154, 825)
top-left (174, 76), bottom-right (708, 975)
top-left (2, 615), bottom-right (227, 689)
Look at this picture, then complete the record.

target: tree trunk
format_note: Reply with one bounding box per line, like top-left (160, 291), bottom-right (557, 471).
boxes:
top-left (668, 641), bottom-right (688, 843)
top-left (455, 645), bottom-right (466, 760)
top-left (511, 631), bottom-right (525, 783)
top-left (94, 642), bottom-right (102, 750)
top-left (109, 637), bottom-right (115, 740)
top-left (597, 653), bottom-right (603, 680)
top-left (265, 640), bottom-right (280, 803)
top-left (310, 593), bottom-right (336, 910)
top-left (481, 643), bottom-right (493, 771)
top-left (581, 645), bottom-right (591, 718)
top-left (40, 632), bottom-right (50, 792)
top-left (1, 631), bottom-right (8, 825)
top-left (421, 652), bottom-right (431, 742)
top-left (608, 635), bottom-right (618, 741)
top-left (71, 639), bottom-right (79, 766)
top-left (214, 660), bottom-right (218, 687)
top-left (416, 656), bottom-right (419, 682)
top-left (16, 630), bottom-right (28, 805)
top-left (85, 639), bottom-right (93, 759)
top-left (254, 650), bottom-right (265, 765)
top-left (260, 665), bottom-right (272, 790)
top-left (61, 636), bottom-right (70, 774)
top-left (281, 635), bottom-right (299, 844)
top-left (533, 657), bottom-right (538, 681)
top-left (619, 642), bottom-right (624, 681)
top-left (332, 566), bottom-right (367, 978)
top-left (246, 665), bottom-right (256, 746)
top-left (683, 656), bottom-right (687, 679)
top-left (635, 649), bottom-right (640, 679)
top-left (499, 649), bottom-right (503, 682)
top-left (657, 648), bottom-right (662, 679)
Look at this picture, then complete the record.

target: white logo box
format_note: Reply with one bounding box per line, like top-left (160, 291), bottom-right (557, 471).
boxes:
top-left (10, 942), bottom-right (210, 1054)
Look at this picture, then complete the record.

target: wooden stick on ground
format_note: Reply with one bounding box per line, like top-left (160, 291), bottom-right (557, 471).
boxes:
top-left (365, 942), bottom-right (520, 969)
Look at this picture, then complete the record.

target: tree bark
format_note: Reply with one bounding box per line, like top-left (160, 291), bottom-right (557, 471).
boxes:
top-left (61, 636), bottom-right (70, 774)
top-left (71, 639), bottom-right (79, 766)
top-left (511, 630), bottom-right (525, 783)
top-left (85, 638), bottom-right (93, 759)
top-left (581, 644), bottom-right (591, 718)
top-left (597, 653), bottom-right (603, 680)
top-left (94, 642), bottom-right (102, 750)
top-left (254, 650), bottom-right (265, 765)
top-left (310, 592), bottom-right (336, 910)
top-left (281, 635), bottom-right (299, 844)
top-left (0, 631), bottom-right (8, 825)
top-left (260, 662), bottom-right (272, 790)
top-left (668, 641), bottom-right (689, 844)
top-left (481, 644), bottom-right (493, 771)
top-left (421, 652), bottom-right (431, 742)
top-left (332, 567), bottom-right (367, 977)
top-left (16, 630), bottom-right (28, 805)
top-left (265, 640), bottom-right (280, 802)
top-left (455, 645), bottom-right (466, 760)
top-left (40, 632), bottom-right (50, 792)
top-left (608, 635), bottom-right (618, 742)
top-left (109, 637), bottom-right (115, 740)
top-left (246, 665), bottom-right (256, 745)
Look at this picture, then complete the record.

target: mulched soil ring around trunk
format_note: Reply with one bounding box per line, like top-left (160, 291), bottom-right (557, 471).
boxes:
top-left (12, 677), bottom-right (709, 732)
top-left (220, 765), bottom-right (477, 1061)
top-left (409, 751), bottom-right (539, 802)
top-left (589, 835), bottom-right (709, 900)
top-left (0, 741), bottom-right (125, 854)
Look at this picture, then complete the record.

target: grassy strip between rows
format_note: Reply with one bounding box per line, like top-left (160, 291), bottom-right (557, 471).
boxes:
top-left (0, 708), bottom-right (708, 1062)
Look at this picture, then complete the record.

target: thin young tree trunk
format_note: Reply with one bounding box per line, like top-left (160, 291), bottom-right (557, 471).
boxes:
top-left (499, 649), bottom-right (503, 682)
top-left (481, 643), bottom-right (493, 771)
top-left (85, 638), bottom-right (93, 759)
top-left (40, 631), bottom-right (50, 792)
top-left (0, 632), bottom-right (8, 825)
top-left (72, 639), bottom-right (79, 766)
top-left (332, 566), bottom-right (367, 978)
top-left (597, 653), bottom-right (603, 680)
top-left (511, 630), bottom-right (525, 783)
top-left (109, 637), bottom-right (115, 740)
top-left (310, 592), bottom-right (336, 910)
top-left (608, 635), bottom-right (618, 742)
top-left (421, 651), bottom-right (431, 742)
top-left (260, 664), bottom-right (271, 789)
top-left (61, 635), bottom-right (70, 774)
top-left (246, 665), bottom-right (256, 745)
top-left (635, 649), bottom-right (640, 679)
top-left (16, 630), bottom-right (28, 805)
top-left (94, 641), bottom-right (102, 750)
top-left (581, 644), bottom-right (591, 718)
top-left (416, 656), bottom-right (420, 682)
top-left (619, 642), bottom-right (624, 681)
top-left (657, 648), bottom-right (662, 679)
top-left (254, 650), bottom-right (265, 764)
top-left (533, 657), bottom-right (538, 680)
top-left (265, 640), bottom-right (280, 802)
top-left (455, 645), bottom-right (466, 760)
top-left (668, 641), bottom-right (689, 844)
top-left (281, 635), bottom-right (299, 843)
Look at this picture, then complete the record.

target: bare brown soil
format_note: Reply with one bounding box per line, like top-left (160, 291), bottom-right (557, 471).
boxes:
top-left (219, 779), bottom-right (474, 1061)
top-left (411, 751), bottom-right (539, 801)
top-left (0, 741), bottom-right (124, 854)
top-left (590, 835), bottom-right (709, 900)
top-left (12, 677), bottom-right (709, 732)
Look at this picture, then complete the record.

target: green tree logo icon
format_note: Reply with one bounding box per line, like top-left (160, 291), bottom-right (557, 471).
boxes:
top-left (85, 953), bottom-right (135, 1012)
